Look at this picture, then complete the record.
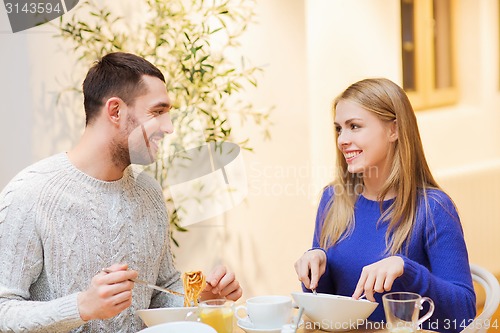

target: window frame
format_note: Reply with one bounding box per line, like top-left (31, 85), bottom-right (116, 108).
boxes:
top-left (401, 0), bottom-right (458, 111)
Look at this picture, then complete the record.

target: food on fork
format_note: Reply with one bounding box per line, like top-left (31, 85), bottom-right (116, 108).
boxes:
top-left (182, 270), bottom-right (206, 306)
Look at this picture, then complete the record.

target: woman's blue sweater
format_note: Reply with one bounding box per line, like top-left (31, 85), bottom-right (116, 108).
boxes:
top-left (306, 187), bottom-right (476, 333)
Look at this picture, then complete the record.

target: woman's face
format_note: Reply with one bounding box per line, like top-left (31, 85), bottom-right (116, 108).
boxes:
top-left (334, 100), bottom-right (397, 179)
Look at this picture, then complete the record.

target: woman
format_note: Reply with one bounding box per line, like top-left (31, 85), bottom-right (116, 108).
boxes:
top-left (294, 78), bottom-right (476, 333)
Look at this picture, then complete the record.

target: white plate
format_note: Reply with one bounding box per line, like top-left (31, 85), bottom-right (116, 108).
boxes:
top-left (137, 321), bottom-right (216, 333)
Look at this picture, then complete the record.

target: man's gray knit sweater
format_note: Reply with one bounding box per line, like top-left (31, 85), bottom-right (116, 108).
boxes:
top-left (0, 153), bottom-right (183, 332)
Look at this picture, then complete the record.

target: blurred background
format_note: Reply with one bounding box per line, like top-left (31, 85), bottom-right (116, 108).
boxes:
top-left (0, 0), bottom-right (499, 304)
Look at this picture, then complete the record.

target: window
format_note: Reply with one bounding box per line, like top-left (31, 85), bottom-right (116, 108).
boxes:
top-left (401, 0), bottom-right (457, 110)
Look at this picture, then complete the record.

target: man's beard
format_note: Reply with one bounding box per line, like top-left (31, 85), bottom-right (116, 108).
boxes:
top-left (111, 114), bottom-right (156, 169)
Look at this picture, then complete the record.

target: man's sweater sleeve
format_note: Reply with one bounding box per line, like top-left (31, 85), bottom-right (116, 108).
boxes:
top-left (0, 177), bottom-right (85, 333)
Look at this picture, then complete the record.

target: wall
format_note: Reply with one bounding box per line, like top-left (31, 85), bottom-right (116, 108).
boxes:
top-left (417, 0), bottom-right (500, 273)
top-left (0, 8), bottom-right (84, 187)
top-left (306, 0), bottom-right (402, 195)
top-left (0, 13), bottom-right (33, 186)
top-left (173, 0), bottom-right (314, 298)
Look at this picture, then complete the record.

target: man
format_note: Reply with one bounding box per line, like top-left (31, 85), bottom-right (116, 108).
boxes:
top-left (0, 52), bottom-right (242, 332)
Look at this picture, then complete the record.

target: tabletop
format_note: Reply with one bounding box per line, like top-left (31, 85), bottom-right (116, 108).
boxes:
top-left (234, 320), bottom-right (438, 333)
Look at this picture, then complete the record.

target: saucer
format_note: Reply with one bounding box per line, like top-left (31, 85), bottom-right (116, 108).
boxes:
top-left (237, 320), bottom-right (282, 333)
top-left (237, 319), bottom-right (303, 333)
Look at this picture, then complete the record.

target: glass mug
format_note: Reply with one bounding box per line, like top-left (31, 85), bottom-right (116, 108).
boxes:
top-left (383, 292), bottom-right (435, 333)
top-left (187, 299), bottom-right (234, 333)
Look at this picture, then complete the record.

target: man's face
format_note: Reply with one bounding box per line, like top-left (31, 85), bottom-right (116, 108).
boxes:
top-left (113, 75), bottom-right (173, 167)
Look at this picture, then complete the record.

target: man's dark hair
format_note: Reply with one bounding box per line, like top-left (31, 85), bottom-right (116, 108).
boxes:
top-left (82, 52), bottom-right (165, 126)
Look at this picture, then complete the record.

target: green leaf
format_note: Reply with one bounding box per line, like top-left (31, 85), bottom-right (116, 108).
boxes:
top-left (198, 55), bottom-right (209, 63)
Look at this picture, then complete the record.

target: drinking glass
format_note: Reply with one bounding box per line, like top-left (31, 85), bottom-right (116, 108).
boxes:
top-left (383, 292), bottom-right (434, 333)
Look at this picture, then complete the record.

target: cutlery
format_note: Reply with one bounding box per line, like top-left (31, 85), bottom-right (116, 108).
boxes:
top-left (294, 307), bottom-right (304, 333)
top-left (350, 293), bottom-right (367, 300)
top-left (311, 290), bottom-right (366, 300)
top-left (310, 288), bottom-right (365, 300)
top-left (101, 269), bottom-right (184, 297)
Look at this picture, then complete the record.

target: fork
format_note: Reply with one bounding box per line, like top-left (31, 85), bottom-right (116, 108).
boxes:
top-left (101, 269), bottom-right (184, 297)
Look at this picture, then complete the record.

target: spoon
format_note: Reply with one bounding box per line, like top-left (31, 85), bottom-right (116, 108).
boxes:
top-left (294, 307), bottom-right (305, 333)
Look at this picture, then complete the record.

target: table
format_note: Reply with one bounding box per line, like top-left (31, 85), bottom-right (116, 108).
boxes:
top-left (296, 327), bottom-right (436, 333)
top-left (234, 320), bottom-right (438, 332)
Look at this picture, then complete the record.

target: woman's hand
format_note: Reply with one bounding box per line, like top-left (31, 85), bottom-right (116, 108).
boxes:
top-left (78, 263), bottom-right (138, 321)
top-left (200, 265), bottom-right (242, 302)
top-left (352, 256), bottom-right (404, 301)
top-left (294, 249), bottom-right (327, 290)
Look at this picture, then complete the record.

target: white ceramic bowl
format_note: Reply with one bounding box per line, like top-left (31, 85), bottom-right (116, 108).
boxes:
top-left (291, 292), bottom-right (378, 332)
top-left (137, 307), bottom-right (196, 327)
top-left (136, 321), bottom-right (216, 333)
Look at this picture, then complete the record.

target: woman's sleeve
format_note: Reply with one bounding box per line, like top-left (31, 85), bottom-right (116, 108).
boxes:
top-left (397, 191), bottom-right (476, 332)
top-left (302, 186), bottom-right (336, 294)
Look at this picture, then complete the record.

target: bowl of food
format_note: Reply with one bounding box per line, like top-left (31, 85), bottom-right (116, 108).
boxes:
top-left (291, 292), bottom-right (378, 332)
top-left (137, 307), bottom-right (197, 327)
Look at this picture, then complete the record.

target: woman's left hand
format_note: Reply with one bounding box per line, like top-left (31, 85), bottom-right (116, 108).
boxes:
top-left (352, 256), bottom-right (404, 302)
top-left (200, 265), bottom-right (243, 302)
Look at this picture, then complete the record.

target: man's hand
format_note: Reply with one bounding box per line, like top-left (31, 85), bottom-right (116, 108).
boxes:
top-left (77, 263), bottom-right (138, 321)
top-left (200, 265), bottom-right (242, 302)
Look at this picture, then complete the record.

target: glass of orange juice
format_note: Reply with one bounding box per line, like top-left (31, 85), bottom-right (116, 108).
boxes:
top-left (199, 299), bottom-right (234, 333)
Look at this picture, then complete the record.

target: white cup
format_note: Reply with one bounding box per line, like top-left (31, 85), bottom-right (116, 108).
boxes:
top-left (235, 295), bottom-right (292, 329)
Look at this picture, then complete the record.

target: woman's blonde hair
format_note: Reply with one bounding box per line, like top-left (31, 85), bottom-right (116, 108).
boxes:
top-left (320, 78), bottom-right (440, 255)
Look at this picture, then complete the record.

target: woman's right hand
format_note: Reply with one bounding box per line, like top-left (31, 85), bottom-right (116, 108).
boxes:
top-left (294, 249), bottom-right (327, 290)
